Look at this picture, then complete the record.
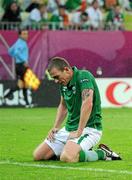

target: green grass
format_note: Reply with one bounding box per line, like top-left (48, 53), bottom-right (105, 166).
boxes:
top-left (0, 108), bottom-right (132, 179)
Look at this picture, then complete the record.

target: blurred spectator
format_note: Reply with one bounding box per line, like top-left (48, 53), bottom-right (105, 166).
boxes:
top-left (18, 0), bottom-right (32, 11)
top-left (118, 0), bottom-right (131, 10)
top-left (2, 0), bottom-right (16, 11)
top-left (47, 0), bottom-right (67, 18)
top-left (0, 0), bottom-right (130, 31)
top-left (87, 0), bottom-right (104, 7)
top-left (22, 0), bottom-right (47, 11)
top-left (22, 4), bottom-right (48, 29)
top-left (1, 1), bottom-right (21, 29)
top-left (50, 5), bottom-right (69, 29)
top-left (130, 0), bottom-right (132, 9)
top-left (86, 0), bottom-right (103, 30)
top-left (97, 0), bottom-right (104, 7)
top-left (25, 0), bottom-right (39, 12)
top-left (65, 0), bottom-right (87, 12)
top-left (71, 11), bottom-right (82, 28)
top-left (19, 0), bottom-right (47, 11)
top-left (29, 3), bottom-right (47, 21)
top-left (47, 0), bottom-right (60, 14)
top-left (80, 12), bottom-right (91, 30)
top-left (71, 11), bottom-right (90, 30)
top-left (105, 5), bottom-right (125, 30)
top-left (105, 0), bottom-right (117, 9)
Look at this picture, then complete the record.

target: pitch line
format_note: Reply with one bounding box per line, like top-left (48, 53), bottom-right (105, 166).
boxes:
top-left (0, 160), bottom-right (132, 175)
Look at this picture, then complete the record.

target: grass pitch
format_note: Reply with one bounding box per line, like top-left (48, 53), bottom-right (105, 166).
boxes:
top-left (0, 108), bottom-right (132, 180)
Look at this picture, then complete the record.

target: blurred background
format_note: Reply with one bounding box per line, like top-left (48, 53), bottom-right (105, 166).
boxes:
top-left (0, 0), bottom-right (132, 30)
top-left (0, 0), bottom-right (132, 108)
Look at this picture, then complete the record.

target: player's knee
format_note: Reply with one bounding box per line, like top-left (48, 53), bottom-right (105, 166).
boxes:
top-left (33, 150), bottom-right (48, 161)
top-left (33, 150), bottom-right (41, 161)
top-left (60, 151), bottom-right (76, 163)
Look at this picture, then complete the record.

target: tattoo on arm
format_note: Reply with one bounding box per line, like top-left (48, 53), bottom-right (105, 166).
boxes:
top-left (82, 89), bottom-right (91, 101)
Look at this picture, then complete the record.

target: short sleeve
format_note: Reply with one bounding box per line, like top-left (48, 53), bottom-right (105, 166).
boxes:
top-left (79, 72), bottom-right (94, 92)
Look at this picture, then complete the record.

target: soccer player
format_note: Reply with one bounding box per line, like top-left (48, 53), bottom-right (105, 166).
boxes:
top-left (4, 28), bottom-right (31, 107)
top-left (33, 57), bottom-right (121, 162)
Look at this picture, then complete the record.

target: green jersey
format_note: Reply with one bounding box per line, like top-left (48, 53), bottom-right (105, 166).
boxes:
top-left (60, 67), bottom-right (102, 132)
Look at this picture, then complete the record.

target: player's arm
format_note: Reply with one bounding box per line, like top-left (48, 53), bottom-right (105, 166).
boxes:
top-left (47, 96), bottom-right (67, 141)
top-left (77, 89), bottom-right (93, 135)
top-left (53, 96), bottom-right (67, 129)
top-left (69, 88), bottom-right (93, 139)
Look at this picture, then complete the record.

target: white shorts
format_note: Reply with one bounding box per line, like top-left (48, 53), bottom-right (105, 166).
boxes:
top-left (44, 127), bottom-right (102, 156)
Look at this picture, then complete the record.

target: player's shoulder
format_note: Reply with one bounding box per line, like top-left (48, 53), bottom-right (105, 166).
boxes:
top-left (77, 69), bottom-right (95, 84)
top-left (78, 69), bottom-right (93, 79)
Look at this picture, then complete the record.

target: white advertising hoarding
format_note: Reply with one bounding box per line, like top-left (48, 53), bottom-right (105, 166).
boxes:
top-left (96, 78), bottom-right (132, 107)
top-left (0, 79), bottom-right (131, 107)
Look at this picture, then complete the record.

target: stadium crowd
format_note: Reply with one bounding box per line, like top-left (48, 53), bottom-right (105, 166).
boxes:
top-left (0, 0), bottom-right (132, 30)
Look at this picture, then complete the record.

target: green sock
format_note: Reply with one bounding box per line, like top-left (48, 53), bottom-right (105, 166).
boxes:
top-left (79, 150), bottom-right (86, 162)
top-left (95, 149), bottom-right (106, 160)
top-left (79, 150), bottom-right (99, 162)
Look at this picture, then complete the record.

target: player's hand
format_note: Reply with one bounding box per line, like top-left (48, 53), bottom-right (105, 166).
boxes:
top-left (68, 131), bottom-right (81, 140)
top-left (47, 128), bottom-right (59, 142)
